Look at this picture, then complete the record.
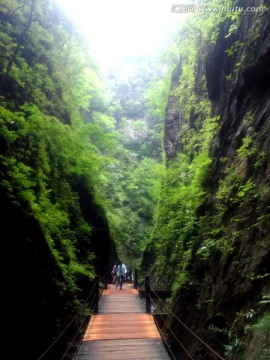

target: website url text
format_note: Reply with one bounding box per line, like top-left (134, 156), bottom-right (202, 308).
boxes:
top-left (171, 4), bottom-right (265, 13)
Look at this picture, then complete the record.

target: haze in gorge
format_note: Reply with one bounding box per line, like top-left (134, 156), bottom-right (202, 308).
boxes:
top-left (56, 0), bottom-right (180, 72)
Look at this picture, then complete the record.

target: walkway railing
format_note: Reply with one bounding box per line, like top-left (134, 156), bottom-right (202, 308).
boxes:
top-left (36, 271), bottom-right (226, 360)
top-left (138, 275), bottom-right (171, 313)
top-left (143, 275), bottom-right (226, 360)
top-left (36, 274), bottom-right (105, 360)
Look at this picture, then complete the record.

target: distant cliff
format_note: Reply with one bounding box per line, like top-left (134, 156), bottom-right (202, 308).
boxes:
top-left (143, 0), bottom-right (270, 358)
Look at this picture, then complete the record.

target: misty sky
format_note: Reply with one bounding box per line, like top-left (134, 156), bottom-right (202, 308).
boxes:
top-left (56, 0), bottom-right (184, 71)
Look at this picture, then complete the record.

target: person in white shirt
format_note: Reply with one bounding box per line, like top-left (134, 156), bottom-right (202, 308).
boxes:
top-left (117, 262), bottom-right (127, 289)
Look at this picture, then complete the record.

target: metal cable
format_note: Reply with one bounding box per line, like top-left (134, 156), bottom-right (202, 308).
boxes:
top-left (152, 306), bottom-right (193, 360)
top-left (70, 276), bottom-right (108, 359)
top-left (152, 313), bottom-right (177, 360)
top-left (147, 280), bottom-right (226, 360)
top-left (36, 281), bottom-right (97, 360)
top-left (148, 291), bottom-right (194, 359)
top-left (60, 315), bottom-right (90, 360)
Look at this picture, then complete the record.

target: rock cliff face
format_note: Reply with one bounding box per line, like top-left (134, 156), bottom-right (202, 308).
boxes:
top-left (202, 8), bottom-right (270, 357)
top-left (2, 181), bottom-right (112, 359)
top-left (164, 65), bottom-right (183, 161)
top-left (163, 1), bottom-right (270, 358)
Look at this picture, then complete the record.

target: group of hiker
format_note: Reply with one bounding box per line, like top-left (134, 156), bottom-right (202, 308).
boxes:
top-left (111, 262), bottom-right (132, 289)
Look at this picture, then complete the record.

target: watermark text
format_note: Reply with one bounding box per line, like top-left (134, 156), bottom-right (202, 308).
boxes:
top-left (171, 4), bottom-right (265, 13)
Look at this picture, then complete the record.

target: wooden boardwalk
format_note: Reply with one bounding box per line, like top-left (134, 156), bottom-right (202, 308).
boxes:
top-left (75, 283), bottom-right (171, 359)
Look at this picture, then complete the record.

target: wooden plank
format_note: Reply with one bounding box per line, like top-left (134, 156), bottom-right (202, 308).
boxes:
top-left (74, 284), bottom-right (171, 360)
top-left (76, 339), bottom-right (170, 359)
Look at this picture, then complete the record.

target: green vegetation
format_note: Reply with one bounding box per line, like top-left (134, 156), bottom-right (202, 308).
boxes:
top-left (139, 2), bottom-right (270, 359)
top-left (0, 0), bottom-right (168, 281)
top-left (0, 0), bottom-right (117, 295)
top-left (1, 1), bottom-right (269, 359)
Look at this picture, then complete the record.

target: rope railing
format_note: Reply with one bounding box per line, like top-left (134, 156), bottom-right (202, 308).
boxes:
top-left (151, 311), bottom-right (177, 360)
top-left (60, 315), bottom-right (89, 360)
top-left (146, 280), bottom-right (194, 359)
top-left (144, 276), bottom-right (226, 360)
top-left (36, 275), bottom-right (100, 360)
top-left (36, 271), bottom-right (226, 359)
top-left (151, 301), bottom-right (193, 360)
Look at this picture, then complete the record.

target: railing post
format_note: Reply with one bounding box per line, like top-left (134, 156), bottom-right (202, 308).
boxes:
top-left (145, 276), bottom-right (151, 313)
top-left (134, 269), bottom-right (138, 289)
top-left (93, 275), bottom-right (99, 314)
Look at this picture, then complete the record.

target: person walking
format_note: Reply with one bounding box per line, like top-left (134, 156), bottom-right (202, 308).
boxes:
top-left (117, 262), bottom-right (126, 289)
top-left (112, 264), bottom-right (119, 288)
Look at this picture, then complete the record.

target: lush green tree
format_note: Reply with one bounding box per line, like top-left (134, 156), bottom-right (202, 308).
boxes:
top-left (0, 0), bottom-right (121, 292)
